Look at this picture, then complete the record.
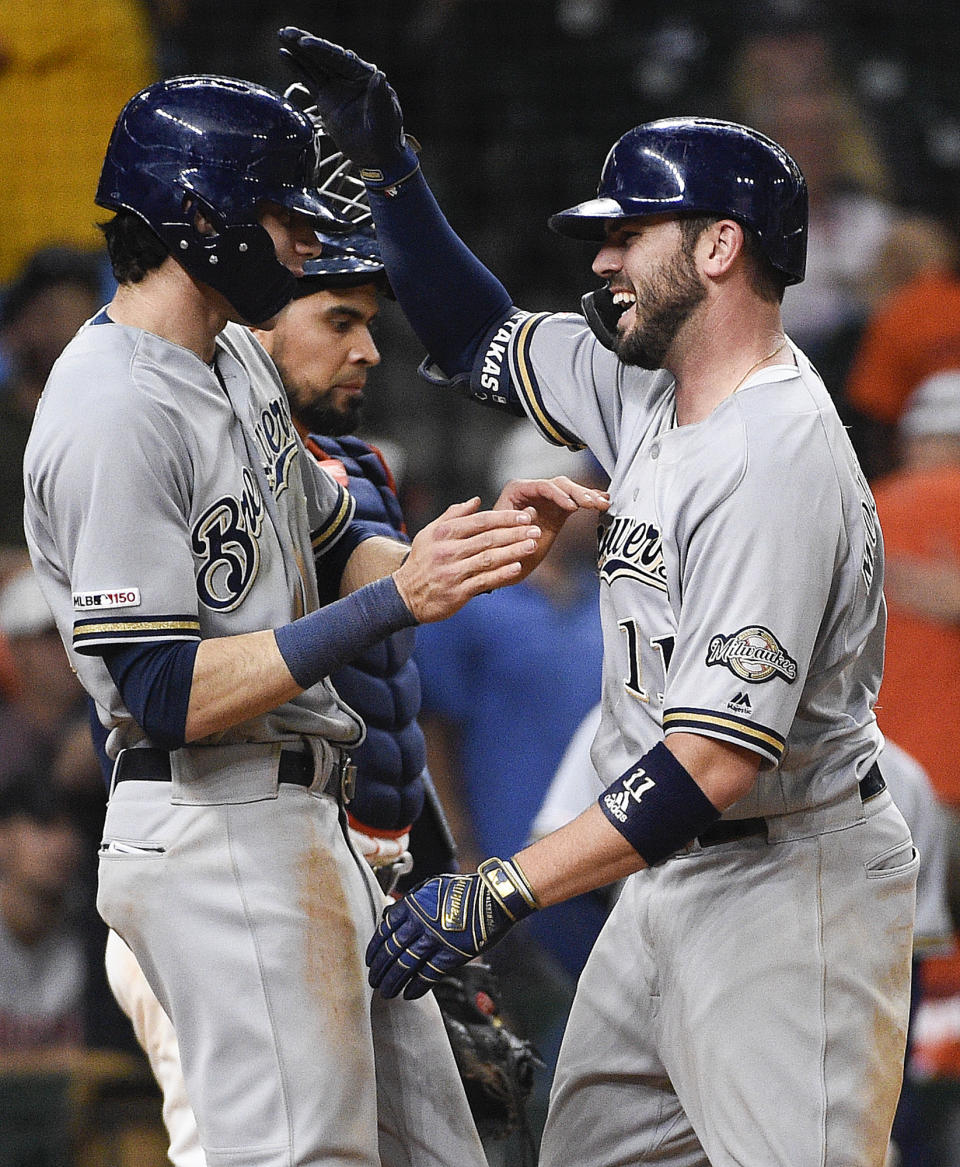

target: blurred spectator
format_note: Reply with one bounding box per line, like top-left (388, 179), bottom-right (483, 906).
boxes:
top-left (0, 564), bottom-right (129, 1054)
top-left (871, 372), bottom-right (960, 924)
top-left (0, 566), bottom-right (88, 749)
top-left (845, 218), bottom-right (960, 480)
top-left (724, 24), bottom-right (899, 367)
top-left (0, 246), bottom-right (105, 561)
top-left (0, 772), bottom-right (85, 1050)
top-left (416, 422), bottom-right (605, 882)
top-left (879, 739), bottom-right (957, 1167)
top-left (0, 0), bottom-right (154, 281)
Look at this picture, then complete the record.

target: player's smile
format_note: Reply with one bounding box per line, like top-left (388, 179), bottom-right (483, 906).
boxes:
top-left (593, 219), bottom-right (707, 369)
top-left (610, 286), bottom-right (638, 332)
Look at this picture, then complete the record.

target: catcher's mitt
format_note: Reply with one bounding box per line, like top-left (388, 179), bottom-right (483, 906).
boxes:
top-left (434, 961), bottom-right (542, 1144)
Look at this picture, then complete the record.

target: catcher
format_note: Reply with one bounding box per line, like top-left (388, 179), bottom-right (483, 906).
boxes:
top-left (102, 132), bottom-right (540, 1165)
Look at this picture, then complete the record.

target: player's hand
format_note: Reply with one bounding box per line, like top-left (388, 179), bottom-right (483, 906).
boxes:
top-left (278, 27), bottom-right (417, 185)
top-left (493, 475), bottom-right (610, 580)
top-left (392, 498), bottom-right (541, 622)
top-left (366, 858), bottom-right (538, 999)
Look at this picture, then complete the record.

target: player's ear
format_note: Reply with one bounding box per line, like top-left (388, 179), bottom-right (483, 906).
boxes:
top-left (699, 219), bottom-right (744, 280)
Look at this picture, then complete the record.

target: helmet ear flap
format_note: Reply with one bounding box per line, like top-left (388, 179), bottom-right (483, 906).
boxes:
top-left (183, 221), bottom-right (297, 324)
top-left (580, 288), bottom-right (626, 352)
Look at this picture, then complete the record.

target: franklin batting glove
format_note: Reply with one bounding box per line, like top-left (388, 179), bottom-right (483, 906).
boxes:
top-left (365, 857), bottom-right (538, 999)
top-left (278, 28), bottom-right (419, 189)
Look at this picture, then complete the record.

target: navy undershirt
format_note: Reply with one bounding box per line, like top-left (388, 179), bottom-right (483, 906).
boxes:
top-left (366, 170), bottom-right (515, 378)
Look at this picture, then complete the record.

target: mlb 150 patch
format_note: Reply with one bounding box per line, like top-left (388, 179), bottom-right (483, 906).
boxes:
top-left (73, 588), bottom-right (141, 611)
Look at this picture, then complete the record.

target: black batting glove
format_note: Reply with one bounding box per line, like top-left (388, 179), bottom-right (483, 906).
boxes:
top-left (278, 27), bottom-right (419, 188)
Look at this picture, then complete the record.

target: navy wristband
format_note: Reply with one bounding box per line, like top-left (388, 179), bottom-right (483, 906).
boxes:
top-left (274, 575), bottom-right (417, 691)
top-left (598, 742), bottom-right (721, 866)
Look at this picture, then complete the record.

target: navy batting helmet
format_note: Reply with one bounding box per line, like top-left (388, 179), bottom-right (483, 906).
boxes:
top-left (96, 75), bottom-right (349, 324)
top-left (549, 117), bottom-right (808, 285)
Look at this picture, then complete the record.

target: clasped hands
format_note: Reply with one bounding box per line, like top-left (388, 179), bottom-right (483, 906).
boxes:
top-left (392, 476), bottom-right (609, 624)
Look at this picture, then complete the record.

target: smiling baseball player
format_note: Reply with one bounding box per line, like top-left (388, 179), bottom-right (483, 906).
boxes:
top-left (280, 29), bottom-right (919, 1167)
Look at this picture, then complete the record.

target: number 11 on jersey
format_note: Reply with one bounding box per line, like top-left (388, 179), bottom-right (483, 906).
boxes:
top-left (618, 618), bottom-right (675, 704)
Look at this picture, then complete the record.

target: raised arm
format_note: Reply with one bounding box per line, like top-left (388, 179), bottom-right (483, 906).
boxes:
top-left (278, 28), bottom-right (516, 381)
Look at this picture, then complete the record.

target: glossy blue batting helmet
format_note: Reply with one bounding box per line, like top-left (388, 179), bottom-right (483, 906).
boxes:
top-left (96, 76), bottom-right (349, 324)
top-left (549, 117), bottom-right (808, 285)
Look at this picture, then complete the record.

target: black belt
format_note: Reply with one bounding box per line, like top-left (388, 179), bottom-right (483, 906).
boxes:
top-left (112, 746), bottom-right (354, 800)
top-left (695, 761), bottom-right (886, 848)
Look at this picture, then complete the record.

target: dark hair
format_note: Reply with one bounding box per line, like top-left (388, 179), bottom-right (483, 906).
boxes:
top-left (678, 214), bottom-right (786, 304)
top-left (98, 210), bottom-right (169, 284)
top-left (0, 246), bottom-right (105, 330)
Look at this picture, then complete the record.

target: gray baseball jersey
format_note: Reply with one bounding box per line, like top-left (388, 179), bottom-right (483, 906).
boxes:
top-left (492, 312), bottom-right (885, 813)
top-left (23, 315), bottom-right (488, 1167)
top-left (24, 316), bottom-right (362, 756)
top-left (467, 310), bottom-right (917, 1166)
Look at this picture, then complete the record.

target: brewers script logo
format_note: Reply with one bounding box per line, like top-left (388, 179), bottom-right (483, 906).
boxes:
top-left (192, 467), bottom-right (264, 611)
top-left (597, 513), bottom-right (667, 592)
top-left (705, 625), bottom-right (797, 684)
top-left (253, 397), bottom-right (299, 497)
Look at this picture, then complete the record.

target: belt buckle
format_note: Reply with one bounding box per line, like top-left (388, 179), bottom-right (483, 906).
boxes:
top-left (337, 754), bottom-right (356, 804)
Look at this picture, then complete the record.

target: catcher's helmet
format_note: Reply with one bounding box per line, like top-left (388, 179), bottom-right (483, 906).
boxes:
top-left (96, 75), bottom-right (348, 324)
top-left (295, 125), bottom-right (388, 295)
top-left (549, 117), bottom-right (808, 285)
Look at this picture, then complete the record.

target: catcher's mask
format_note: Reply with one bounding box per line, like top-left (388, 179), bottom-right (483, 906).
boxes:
top-left (284, 83), bottom-right (392, 298)
top-left (96, 75), bottom-right (350, 325)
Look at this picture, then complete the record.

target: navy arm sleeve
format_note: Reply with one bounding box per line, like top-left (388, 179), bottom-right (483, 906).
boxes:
top-left (367, 170), bottom-right (516, 379)
top-left (103, 641), bottom-right (199, 751)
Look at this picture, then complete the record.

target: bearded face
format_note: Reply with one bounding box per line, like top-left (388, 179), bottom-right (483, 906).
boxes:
top-left (613, 234), bottom-right (706, 370)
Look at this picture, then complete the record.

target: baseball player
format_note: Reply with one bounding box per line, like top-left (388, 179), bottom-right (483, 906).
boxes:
top-left (280, 30), bottom-right (919, 1166)
top-left (101, 153), bottom-right (513, 1165)
top-left (22, 75), bottom-right (606, 1167)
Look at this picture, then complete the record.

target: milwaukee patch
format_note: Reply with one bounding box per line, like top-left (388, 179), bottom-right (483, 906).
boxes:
top-left (705, 626), bottom-right (797, 684)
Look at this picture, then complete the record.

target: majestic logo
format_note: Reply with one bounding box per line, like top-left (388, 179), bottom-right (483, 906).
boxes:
top-left (727, 691), bottom-right (753, 713)
top-left (252, 397), bottom-right (299, 497)
top-left (706, 626), bottom-right (797, 684)
top-left (192, 467), bottom-right (264, 611)
top-left (597, 514), bottom-right (667, 592)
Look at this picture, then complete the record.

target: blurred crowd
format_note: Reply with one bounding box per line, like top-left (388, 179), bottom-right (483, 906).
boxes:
top-left (4, 1), bottom-right (960, 1164)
